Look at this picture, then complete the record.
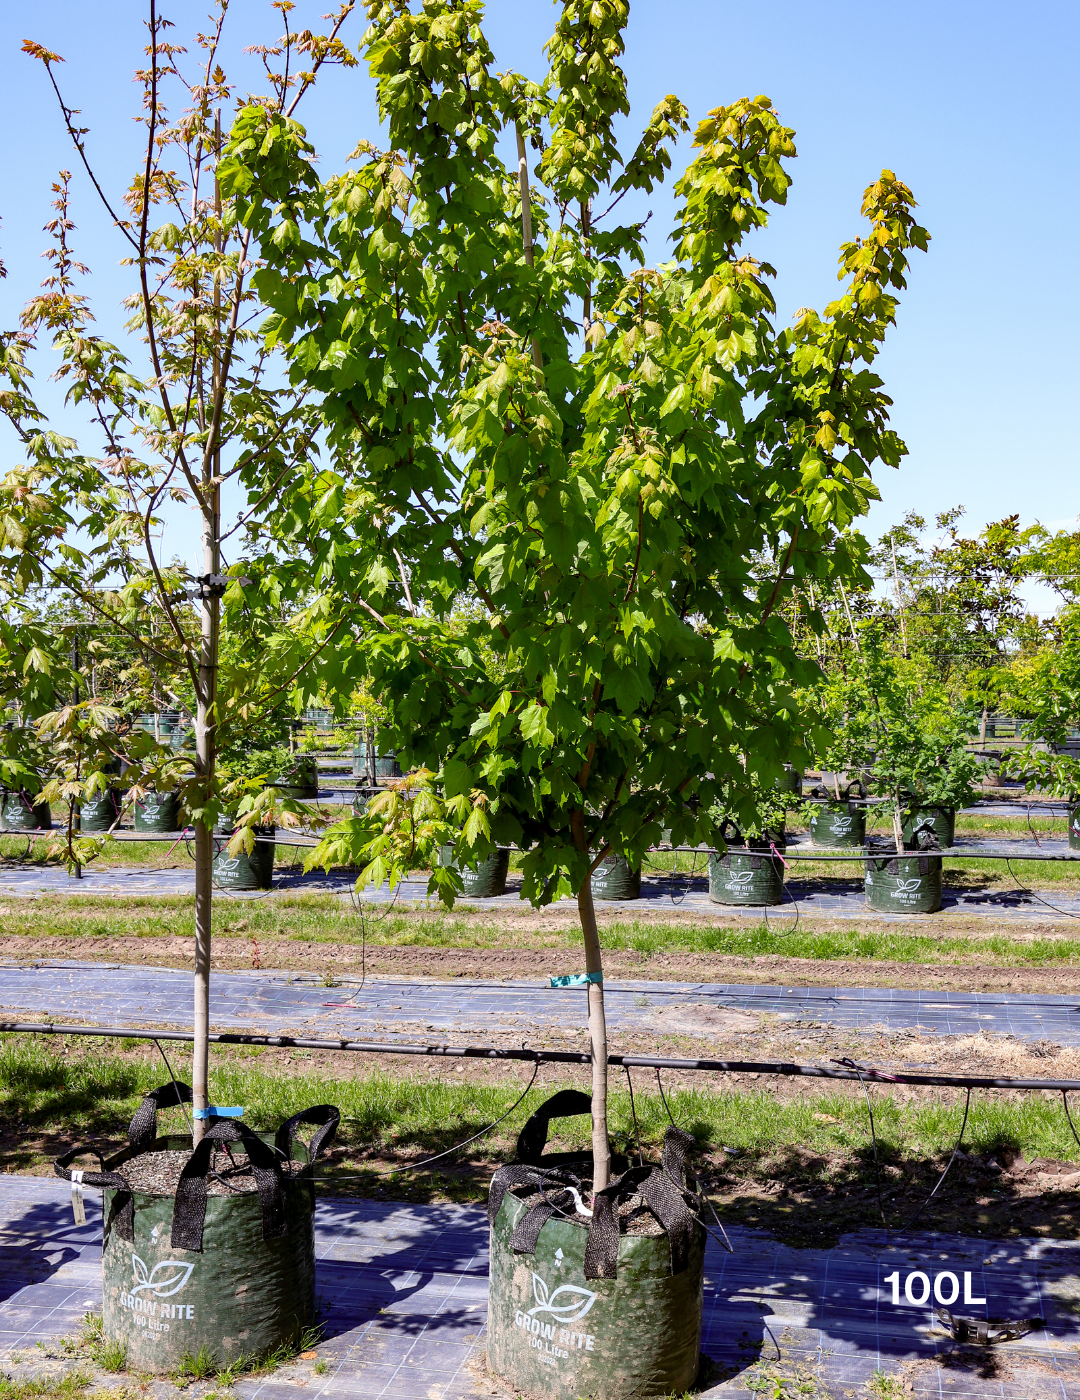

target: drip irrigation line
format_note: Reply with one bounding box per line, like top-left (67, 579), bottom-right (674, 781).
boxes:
top-left (9, 1021), bottom-right (1080, 1090)
top-left (855, 1064), bottom-right (972, 1234)
top-left (1005, 857), bottom-right (1080, 920)
top-left (324, 1053), bottom-right (542, 1180)
top-left (763, 845), bottom-right (801, 938)
top-left (653, 1067), bottom-right (733, 1254)
top-left (151, 1037), bottom-right (193, 1139)
top-left (624, 1064), bottom-right (643, 1167)
top-left (1062, 1091), bottom-right (1080, 1154)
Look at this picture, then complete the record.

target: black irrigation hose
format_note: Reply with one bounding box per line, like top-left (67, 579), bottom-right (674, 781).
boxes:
top-left (11, 1021), bottom-right (1080, 1090)
top-left (654, 1068), bottom-right (733, 1253)
top-left (624, 1064), bottom-right (643, 1167)
top-left (151, 1037), bottom-right (193, 1139)
top-left (1061, 1090), bottom-right (1080, 1154)
top-left (1005, 857), bottom-right (1080, 920)
top-left (854, 1066), bottom-right (973, 1234)
top-left (321, 1053), bottom-right (542, 1181)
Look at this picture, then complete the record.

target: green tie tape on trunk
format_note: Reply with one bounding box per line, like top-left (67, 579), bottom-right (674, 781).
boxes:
top-left (549, 973), bottom-right (603, 988)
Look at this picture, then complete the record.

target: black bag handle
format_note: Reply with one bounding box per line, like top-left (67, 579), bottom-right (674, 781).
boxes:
top-left (55, 1145), bottom-right (136, 1240)
top-left (172, 1120), bottom-right (287, 1252)
top-left (719, 818), bottom-right (742, 847)
top-left (583, 1127), bottom-right (699, 1280)
top-left (275, 1104), bottom-right (340, 1166)
top-left (127, 1081), bottom-right (193, 1148)
top-left (514, 1089), bottom-right (591, 1164)
top-left (490, 1097), bottom-right (701, 1282)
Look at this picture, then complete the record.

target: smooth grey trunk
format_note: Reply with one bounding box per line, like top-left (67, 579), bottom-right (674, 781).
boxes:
top-left (193, 519), bottom-right (218, 1140)
top-left (514, 122), bottom-right (543, 372)
top-left (890, 537), bottom-right (908, 658)
top-left (838, 579), bottom-right (860, 652)
top-left (576, 877), bottom-right (610, 1194)
top-left (893, 785), bottom-right (905, 856)
top-left (193, 114), bottom-right (223, 1143)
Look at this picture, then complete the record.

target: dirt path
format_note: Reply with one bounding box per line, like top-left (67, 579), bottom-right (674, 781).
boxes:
top-left (3, 931), bottom-right (1079, 995)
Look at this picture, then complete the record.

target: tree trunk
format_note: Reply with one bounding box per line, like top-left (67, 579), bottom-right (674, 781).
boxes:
top-left (514, 122), bottom-right (543, 372)
top-left (193, 115), bottom-right (223, 1144)
top-left (892, 785), bottom-right (905, 856)
top-left (576, 876), bottom-right (610, 1195)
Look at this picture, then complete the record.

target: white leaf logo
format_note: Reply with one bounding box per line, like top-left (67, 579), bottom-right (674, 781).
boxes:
top-left (831, 816), bottom-right (852, 831)
top-left (728, 871), bottom-right (755, 885)
top-left (895, 878), bottom-right (922, 893)
top-left (130, 1253), bottom-right (194, 1298)
top-left (528, 1272), bottom-right (596, 1324)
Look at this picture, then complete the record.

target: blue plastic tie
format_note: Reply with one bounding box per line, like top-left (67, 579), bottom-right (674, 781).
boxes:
top-left (192, 1106), bottom-right (244, 1120)
top-left (549, 972), bottom-right (603, 988)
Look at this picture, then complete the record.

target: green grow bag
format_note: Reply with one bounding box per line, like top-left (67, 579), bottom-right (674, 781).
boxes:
top-left (375, 750), bottom-right (401, 779)
top-left (138, 711), bottom-right (181, 740)
top-left (213, 825), bottom-right (276, 891)
top-left (708, 849), bottom-right (783, 906)
top-left (808, 799), bottom-right (866, 848)
top-left (864, 852), bottom-right (943, 914)
top-left (902, 804), bottom-right (955, 849)
top-left (487, 1093), bottom-right (704, 1400)
top-left (272, 757), bottom-right (319, 800)
top-left (56, 1085), bottom-right (339, 1373)
top-left (1, 791), bottom-right (52, 831)
top-left (776, 764), bottom-right (803, 798)
top-left (439, 844), bottom-right (510, 897)
top-left (591, 855), bottom-right (641, 901)
top-left (1069, 804), bottom-right (1080, 852)
top-left (352, 744), bottom-right (402, 780)
top-left (79, 790), bottom-right (124, 833)
top-left (134, 790), bottom-right (181, 833)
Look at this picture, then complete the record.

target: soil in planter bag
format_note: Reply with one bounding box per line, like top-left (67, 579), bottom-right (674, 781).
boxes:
top-left (487, 1090), bottom-right (706, 1400)
top-left (56, 1082), bottom-right (339, 1371)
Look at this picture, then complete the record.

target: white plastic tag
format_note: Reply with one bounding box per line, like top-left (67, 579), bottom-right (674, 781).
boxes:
top-left (71, 1169), bottom-right (85, 1226)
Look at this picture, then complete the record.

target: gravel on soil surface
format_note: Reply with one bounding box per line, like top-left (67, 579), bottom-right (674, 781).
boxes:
top-left (516, 1187), bottom-right (665, 1237)
top-left (120, 1147), bottom-right (308, 1197)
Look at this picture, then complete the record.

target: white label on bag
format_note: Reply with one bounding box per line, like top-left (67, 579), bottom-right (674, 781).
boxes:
top-left (71, 1169), bottom-right (85, 1226)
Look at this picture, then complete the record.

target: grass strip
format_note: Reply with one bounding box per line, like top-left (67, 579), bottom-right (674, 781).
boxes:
top-left (4, 1033), bottom-right (1080, 1171)
top-left (3, 894), bottom-right (1080, 966)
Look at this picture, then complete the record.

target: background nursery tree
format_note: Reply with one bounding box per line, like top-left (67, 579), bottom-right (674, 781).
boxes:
top-left (0, 2), bottom-right (358, 1136)
top-left (223, 0), bottom-right (928, 1192)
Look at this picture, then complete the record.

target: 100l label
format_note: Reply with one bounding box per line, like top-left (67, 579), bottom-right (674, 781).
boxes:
top-left (882, 1271), bottom-right (985, 1306)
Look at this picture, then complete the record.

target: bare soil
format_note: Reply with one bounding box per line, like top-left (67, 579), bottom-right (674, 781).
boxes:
top-left (4, 929), bottom-right (1080, 995)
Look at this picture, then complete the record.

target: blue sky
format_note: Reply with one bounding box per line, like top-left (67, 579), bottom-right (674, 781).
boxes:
top-left (1, 0), bottom-right (1077, 601)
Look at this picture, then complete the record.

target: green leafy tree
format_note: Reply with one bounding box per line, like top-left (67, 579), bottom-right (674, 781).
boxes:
top-left (1002, 603), bottom-right (1080, 798)
top-left (826, 633), bottom-right (983, 849)
top-left (0, 2), bottom-right (358, 1136)
top-left (224, 0), bottom-right (927, 1191)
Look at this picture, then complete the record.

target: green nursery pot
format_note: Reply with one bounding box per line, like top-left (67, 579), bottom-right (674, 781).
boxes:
top-left (272, 757), bottom-right (319, 800)
top-left (864, 852), bottom-right (943, 914)
top-left (213, 824), bottom-right (276, 891)
top-left (590, 855), bottom-right (641, 901)
top-left (133, 790), bottom-right (181, 834)
top-left (808, 800), bottom-right (866, 848)
top-left (487, 1191), bottom-right (705, 1400)
top-left (0, 790), bottom-right (51, 831)
top-left (78, 789), bottom-right (124, 833)
top-left (901, 804), bottom-right (955, 849)
top-left (438, 844), bottom-right (510, 897)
